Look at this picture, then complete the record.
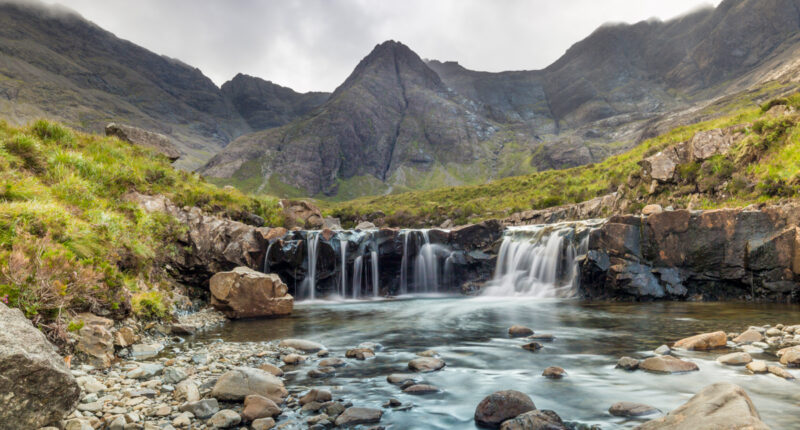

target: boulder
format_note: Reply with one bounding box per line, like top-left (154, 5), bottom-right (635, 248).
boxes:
top-left (616, 357), bottom-right (640, 370)
top-left (717, 352), bottom-right (752, 366)
top-left (208, 409), bottom-right (242, 428)
top-left (474, 390), bottom-right (536, 428)
top-left (403, 384), bottom-right (440, 395)
top-left (105, 122), bottom-right (181, 161)
top-left (500, 410), bottom-right (566, 430)
top-left (642, 204), bottom-right (663, 216)
top-left (355, 221), bottom-right (377, 230)
top-left (639, 355), bottom-right (699, 374)
top-left (259, 362), bottom-right (284, 376)
top-left (746, 360), bottom-right (768, 374)
top-left (636, 382), bottom-right (768, 429)
top-left (508, 325), bottom-right (534, 337)
top-left (409, 357), bottom-right (445, 372)
top-left (174, 379), bottom-right (200, 402)
top-left (346, 348), bottom-right (375, 360)
top-left (334, 407), bottom-right (383, 427)
top-left (0, 303), bottom-right (81, 429)
top-left (779, 346), bottom-right (800, 367)
top-left (300, 389), bottom-right (332, 405)
top-left (113, 326), bottom-right (139, 347)
top-left (767, 365), bottom-right (795, 380)
top-left (242, 395), bottom-right (281, 421)
top-left (252, 417), bottom-right (276, 430)
top-left (733, 329), bottom-right (764, 344)
top-left (210, 267), bottom-right (293, 319)
top-left (609, 402), bottom-right (658, 417)
top-left (387, 373), bottom-right (419, 385)
top-left (211, 367), bottom-right (288, 402)
top-left (281, 199), bottom-right (324, 229)
top-left (74, 313), bottom-right (115, 368)
top-left (673, 331), bottom-right (727, 350)
top-left (542, 366), bottom-right (566, 379)
top-left (179, 399), bottom-right (219, 419)
top-left (279, 338), bottom-right (325, 352)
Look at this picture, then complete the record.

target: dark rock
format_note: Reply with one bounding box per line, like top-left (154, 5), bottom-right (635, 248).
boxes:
top-left (509, 325), bottom-right (534, 337)
top-left (499, 409), bottom-right (567, 430)
top-left (542, 366), bottom-right (566, 379)
top-left (616, 357), bottom-right (640, 370)
top-left (608, 401), bottom-right (659, 417)
top-left (474, 390), bottom-right (536, 428)
top-left (334, 407), bottom-right (383, 427)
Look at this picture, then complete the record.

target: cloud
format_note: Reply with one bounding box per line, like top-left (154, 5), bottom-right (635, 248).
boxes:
top-left (38, 0), bottom-right (721, 92)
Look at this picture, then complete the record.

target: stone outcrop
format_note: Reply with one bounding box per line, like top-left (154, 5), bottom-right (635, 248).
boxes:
top-left (503, 193), bottom-right (620, 226)
top-left (74, 313), bottom-right (115, 368)
top-left (636, 382), bottom-right (768, 429)
top-left (210, 267), bottom-right (293, 319)
top-left (580, 203), bottom-right (800, 301)
top-left (281, 199), bottom-right (324, 229)
top-left (640, 127), bottom-right (744, 183)
top-left (0, 303), bottom-right (81, 428)
top-left (106, 123), bottom-right (182, 162)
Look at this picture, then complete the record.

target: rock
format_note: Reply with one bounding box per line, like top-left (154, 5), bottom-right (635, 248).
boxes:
top-left (408, 357), bottom-right (445, 372)
top-left (636, 382), bottom-right (768, 429)
top-left (279, 338), bottom-right (325, 352)
top-left (767, 365), bottom-right (795, 380)
top-left (521, 342), bottom-right (543, 351)
top-left (179, 399), bottom-right (219, 419)
top-left (75, 375), bottom-right (105, 393)
top-left (474, 390), bottom-right (536, 428)
top-left (130, 343), bottom-right (163, 359)
top-left (210, 267), bottom-right (293, 319)
top-left (654, 345), bottom-right (671, 355)
top-left (499, 410), bottom-right (566, 430)
top-left (126, 363), bottom-right (164, 379)
top-left (417, 349), bottom-right (438, 357)
top-left (170, 324), bottom-right (197, 335)
top-left (733, 329), bottom-right (764, 344)
top-left (616, 357), bottom-right (640, 370)
top-left (642, 204), bottom-right (663, 215)
top-left (208, 409), bottom-right (242, 428)
top-left (527, 333), bottom-right (555, 341)
top-left (384, 398), bottom-right (402, 408)
top-left (717, 352), bottom-right (752, 366)
top-left (63, 420), bottom-right (93, 430)
top-left (114, 326), bottom-right (140, 347)
top-left (108, 415), bottom-right (127, 430)
top-left (334, 407), bottom-right (383, 427)
top-left (281, 199), bottom-right (324, 229)
top-left (174, 380), bottom-right (200, 402)
top-left (322, 401), bottom-right (347, 417)
top-left (355, 221), bottom-right (377, 230)
top-left (300, 389), bottom-right (333, 406)
top-left (282, 353), bottom-right (306, 364)
top-left (242, 395), bottom-right (281, 421)
top-left (765, 327), bottom-right (782, 337)
top-left (542, 366), bottom-right (566, 379)
top-left (639, 355), bottom-right (699, 374)
top-left (673, 331), bottom-right (727, 350)
top-left (387, 373), bottom-right (419, 385)
top-left (346, 348), bottom-right (375, 360)
top-left (508, 325), bottom-right (534, 337)
top-left (106, 123), bottom-right (181, 161)
top-left (0, 303), bottom-right (80, 429)
top-left (746, 360), bottom-right (768, 374)
top-left (211, 367), bottom-right (288, 402)
top-left (779, 346), bottom-right (800, 367)
top-left (319, 357), bottom-right (346, 368)
top-left (251, 417), bottom-right (276, 430)
top-left (403, 384), bottom-right (439, 395)
top-left (309, 367), bottom-right (335, 378)
top-left (259, 362), bottom-right (284, 376)
top-left (162, 367), bottom-right (188, 384)
top-left (74, 313), bottom-right (115, 367)
top-left (609, 402), bottom-right (659, 417)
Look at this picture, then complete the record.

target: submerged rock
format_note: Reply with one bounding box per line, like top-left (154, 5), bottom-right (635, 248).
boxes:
top-left (767, 365), bottom-right (795, 380)
top-left (522, 342), bottom-right (543, 352)
top-left (500, 409), bottom-right (566, 430)
top-left (408, 357), bottom-right (445, 372)
top-left (210, 267), bottom-right (293, 319)
top-left (717, 352), bottom-right (752, 366)
top-left (279, 338), bottom-right (325, 352)
top-left (639, 355), bottom-right (699, 374)
top-left (542, 366), bottom-right (566, 379)
top-left (673, 331), bottom-right (727, 350)
top-left (387, 373), bottom-right (419, 385)
top-left (403, 384), bottom-right (440, 395)
top-left (0, 303), bottom-right (80, 429)
top-left (334, 407), bottom-right (383, 427)
top-left (508, 325), bottom-right (534, 337)
top-left (609, 401), bottom-right (659, 417)
top-left (474, 390), bottom-right (536, 428)
top-left (636, 382), bottom-right (768, 429)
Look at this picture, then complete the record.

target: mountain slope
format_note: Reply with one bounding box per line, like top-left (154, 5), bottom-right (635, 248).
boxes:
top-left (0, 1), bottom-right (327, 169)
top-left (203, 0), bottom-right (800, 198)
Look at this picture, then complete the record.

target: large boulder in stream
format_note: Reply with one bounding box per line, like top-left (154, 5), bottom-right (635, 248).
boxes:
top-left (210, 267), bottom-right (293, 319)
top-left (0, 303), bottom-right (81, 428)
top-left (474, 390), bottom-right (536, 428)
top-left (636, 382), bottom-right (768, 429)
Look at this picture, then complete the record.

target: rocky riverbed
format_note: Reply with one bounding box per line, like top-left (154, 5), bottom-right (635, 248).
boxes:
top-left (24, 298), bottom-right (798, 430)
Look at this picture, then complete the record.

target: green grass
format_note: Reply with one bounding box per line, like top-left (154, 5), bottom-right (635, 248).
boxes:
top-left (0, 119), bottom-right (283, 333)
top-left (326, 94), bottom-right (800, 227)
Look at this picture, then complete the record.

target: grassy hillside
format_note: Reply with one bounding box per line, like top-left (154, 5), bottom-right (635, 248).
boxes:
top-left (327, 93), bottom-right (800, 227)
top-left (0, 119), bottom-right (281, 339)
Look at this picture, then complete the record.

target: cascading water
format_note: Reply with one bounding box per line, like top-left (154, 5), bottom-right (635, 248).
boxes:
top-left (371, 250), bottom-right (379, 297)
top-left (301, 231), bottom-right (321, 300)
top-left (482, 220), bottom-right (604, 297)
top-left (339, 238), bottom-right (348, 297)
top-left (262, 241), bottom-right (274, 273)
top-left (352, 255), bottom-right (363, 299)
top-left (400, 232), bottom-right (409, 294)
top-left (414, 230), bottom-right (447, 293)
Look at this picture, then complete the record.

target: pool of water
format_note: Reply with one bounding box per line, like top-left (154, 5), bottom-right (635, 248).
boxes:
top-left (197, 297), bottom-right (800, 429)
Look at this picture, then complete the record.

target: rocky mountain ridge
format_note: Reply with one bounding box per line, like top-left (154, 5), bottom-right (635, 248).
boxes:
top-left (202, 0), bottom-right (800, 198)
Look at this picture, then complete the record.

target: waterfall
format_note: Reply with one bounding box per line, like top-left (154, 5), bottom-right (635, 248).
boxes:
top-left (483, 220), bottom-right (603, 297)
top-left (263, 241), bottom-right (274, 273)
top-left (302, 232), bottom-right (321, 300)
top-left (339, 238), bottom-right (348, 297)
top-left (400, 231), bottom-right (409, 294)
top-left (352, 255), bottom-right (363, 299)
top-left (371, 250), bottom-right (379, 297)
top-left (414, 230), bottom-right (444, 293)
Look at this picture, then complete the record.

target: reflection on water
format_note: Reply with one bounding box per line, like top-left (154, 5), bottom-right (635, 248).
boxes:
top-left (196, 298), bottom-right (800, 429)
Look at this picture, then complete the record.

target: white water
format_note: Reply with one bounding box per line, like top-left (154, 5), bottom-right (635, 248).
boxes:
top-left (302, 232), bottom-right (321, 300)
top-left (262, 241), bottom-right (274, 273)
top-left (339, 239), bottom-right (348, 297)
top-left (352, 255), bottom-right (363, 299)
top-left (371, 250), bottom-right (379, 297)
top-left (400, 232), bottom-right (409, 294)
top-left (482, 220), bottom-right (603, 297)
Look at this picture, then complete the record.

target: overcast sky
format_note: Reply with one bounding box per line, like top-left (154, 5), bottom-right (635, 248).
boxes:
top-left (41, 0), bottom-right (722, 93)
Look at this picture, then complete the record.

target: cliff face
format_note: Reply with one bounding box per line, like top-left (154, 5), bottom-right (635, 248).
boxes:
top-left (202, 0), bottom-right (800, 198)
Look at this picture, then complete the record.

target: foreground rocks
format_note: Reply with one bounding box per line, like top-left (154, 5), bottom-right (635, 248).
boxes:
top-left (636, 382), bottom-right (769, 429)
top-left (638, 356), bottom-right (699, 374)
top-left (673, 331), bottom-right (727, 350)
top-left (210, 267), bottom-right (294, 318)
top-left (0, 303), bottom-right (81, 429)
top-left (474, 390), bottom-right (536, 428)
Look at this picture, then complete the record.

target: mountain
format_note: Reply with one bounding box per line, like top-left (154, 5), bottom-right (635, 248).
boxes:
top-left (0, 1), bottom-right (326, 169)
top-left (202, 0), bottom-right (800, 198)
top-left (220, 74), bottom-right (329, 130)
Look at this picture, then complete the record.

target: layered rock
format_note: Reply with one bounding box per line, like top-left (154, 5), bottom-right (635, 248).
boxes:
top-left (210, 267), bottom-right (293, 319)
top-left (580, 203), bottom-right (800, 301)
top-left (0, 303), bottom-right (80, 428)
top-left (105, 123), bottom-right (181, 162)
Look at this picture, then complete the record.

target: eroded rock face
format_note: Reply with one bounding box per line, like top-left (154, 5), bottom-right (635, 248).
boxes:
top-left (0, 303), bottom-right (80, 429)
top-left (636, 382), bottom-right (768, 429)
top-left (210, 267), bottom-right (293, 319)
top-left (105, 123), bottom-right (181, 162)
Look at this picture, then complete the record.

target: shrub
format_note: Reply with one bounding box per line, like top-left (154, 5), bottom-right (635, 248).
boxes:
top-left (131, 291), bottom-right (169, 320)
top-left (30, 119), bottom-right (75, 146)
